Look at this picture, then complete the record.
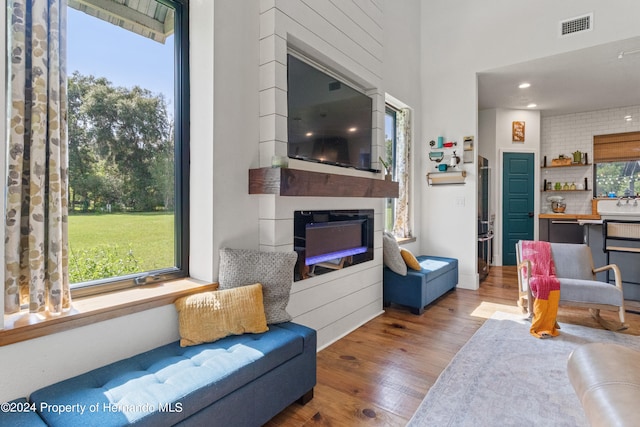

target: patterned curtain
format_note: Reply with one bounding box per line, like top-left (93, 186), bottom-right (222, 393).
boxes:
top-left (5, 0), bottom-right (71, 314)
top-left (393, 108), bottom-right (412, 238)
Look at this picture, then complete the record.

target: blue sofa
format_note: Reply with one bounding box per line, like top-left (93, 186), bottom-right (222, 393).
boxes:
top-left (2, 322), bottom-right (316, 426)
top-left (383, 255), bottom-right (458, 314)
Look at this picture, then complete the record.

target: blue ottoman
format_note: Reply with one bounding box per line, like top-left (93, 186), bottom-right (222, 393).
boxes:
top-left (383, 255), bottom-right (458, 314)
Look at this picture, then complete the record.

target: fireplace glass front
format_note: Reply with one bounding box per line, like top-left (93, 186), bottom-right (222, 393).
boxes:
top-left (294, 210), bottom-right (374, 281)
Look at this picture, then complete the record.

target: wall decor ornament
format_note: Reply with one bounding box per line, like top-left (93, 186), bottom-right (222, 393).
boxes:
top-left (512, 121), bottom-right (525, 142)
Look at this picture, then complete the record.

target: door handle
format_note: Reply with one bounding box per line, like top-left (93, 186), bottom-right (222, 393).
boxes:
top-left (528, 212), bottom-right (534, 218)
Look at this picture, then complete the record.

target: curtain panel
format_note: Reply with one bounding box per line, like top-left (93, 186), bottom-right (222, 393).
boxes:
top-left (5, 0), bottom-right (71, 314)
top-left (393, 108), bottom-right (412, 238)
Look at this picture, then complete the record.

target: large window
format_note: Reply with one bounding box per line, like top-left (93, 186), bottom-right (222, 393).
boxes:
top-left (593, 131), bottom-right (640, 198)
top-left (67, 0), bottom-right (189, 296)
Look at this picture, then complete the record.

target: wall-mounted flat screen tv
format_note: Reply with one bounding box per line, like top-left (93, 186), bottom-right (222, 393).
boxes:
top-left (287, 54), bottom-right (375, 172)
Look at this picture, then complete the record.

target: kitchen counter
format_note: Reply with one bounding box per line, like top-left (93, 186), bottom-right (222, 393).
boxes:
top-left (539, 213), bottom-right (601, 220)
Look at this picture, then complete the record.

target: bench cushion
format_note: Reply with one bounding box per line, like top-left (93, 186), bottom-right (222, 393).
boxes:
top-left (30, 323), bottom-right (309, 427)
top-left (416, 255), bottom-right (458, 279)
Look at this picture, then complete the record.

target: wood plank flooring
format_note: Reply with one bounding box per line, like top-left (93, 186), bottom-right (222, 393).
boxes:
top-left (266, 266), bottom-right (640, 426)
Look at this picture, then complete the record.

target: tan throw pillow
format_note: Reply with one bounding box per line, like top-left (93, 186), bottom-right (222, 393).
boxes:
top-left (174, 283), bottom-right (268, 347)
top-left (401, 248), bottom-right (421, 271)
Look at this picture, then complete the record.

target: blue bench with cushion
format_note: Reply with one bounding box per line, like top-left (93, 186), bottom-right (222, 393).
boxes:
top-left (2, 322), bottom-right (316, 427)
top-left (383, 255), bottom-right (458, 314)
top-left (2, 249), bottom-right (315, 426)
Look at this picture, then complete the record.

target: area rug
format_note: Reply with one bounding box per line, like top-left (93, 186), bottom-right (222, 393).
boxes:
top-left (407, 311), bottom-right (640, 426)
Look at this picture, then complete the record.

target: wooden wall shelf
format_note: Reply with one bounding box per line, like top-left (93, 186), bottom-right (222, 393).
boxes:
top-left (541, 163), bottom-right (590, 169)
top-left (426, 170), bottom-right (466, 185)
top-left (249, 168), bottom-right (399, 198)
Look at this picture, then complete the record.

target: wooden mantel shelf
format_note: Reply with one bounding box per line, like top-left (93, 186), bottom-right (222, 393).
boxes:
top-left (249, 167), bottom-right (399, 198)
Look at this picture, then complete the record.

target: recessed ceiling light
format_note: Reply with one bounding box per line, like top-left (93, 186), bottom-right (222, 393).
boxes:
top-left (625, 115), bottom-right (633, 122)
top-left (518, 83), bottom-right (531, 89)
top-left (305, 132), bottom-right (313, 137)
top-left (527, 103), bottom-right (537, 108)
top-left (348, 127), bottom-right (357, 132)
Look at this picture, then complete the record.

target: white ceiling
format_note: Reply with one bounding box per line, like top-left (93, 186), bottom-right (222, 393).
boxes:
top-left (478, 36), bottom-right (640, 117)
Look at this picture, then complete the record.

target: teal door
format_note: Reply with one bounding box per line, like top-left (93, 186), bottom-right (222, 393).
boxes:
top-left (502, 152), bottom-right (534, 265)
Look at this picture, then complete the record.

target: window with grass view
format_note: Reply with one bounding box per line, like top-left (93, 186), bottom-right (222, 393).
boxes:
top-left (67, 0), bottom-right (189, 293)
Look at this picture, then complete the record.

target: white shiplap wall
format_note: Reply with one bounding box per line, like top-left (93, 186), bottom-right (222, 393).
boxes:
top-left (541, 105), bottom-right (640, 214)
top-left (259, 0), bottom-right (386, 349)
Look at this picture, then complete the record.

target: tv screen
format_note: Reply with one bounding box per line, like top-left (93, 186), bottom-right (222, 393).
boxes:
top-left (287, 54), bottom-right (374, 171)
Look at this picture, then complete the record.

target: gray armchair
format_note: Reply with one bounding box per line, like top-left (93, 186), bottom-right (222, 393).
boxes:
top-left (516, 241), bottom-right (627, 331)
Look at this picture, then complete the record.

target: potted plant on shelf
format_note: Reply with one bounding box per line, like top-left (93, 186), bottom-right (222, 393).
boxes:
top-left (379, 157), bottom-right (392, 181)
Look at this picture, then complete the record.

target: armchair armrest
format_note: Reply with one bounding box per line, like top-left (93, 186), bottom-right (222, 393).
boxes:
top-left (516, 260), bottom-right (531, 291)
top-left (516, 259), bottom-right (534, 316)
top-left (593, 264), bottom-right (622, 289)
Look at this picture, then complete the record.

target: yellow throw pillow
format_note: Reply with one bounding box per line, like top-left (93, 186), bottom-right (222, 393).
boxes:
top-left (174, 283), bottom-right (269, 347)
top-left (400, 248), bottom-right (421, 271)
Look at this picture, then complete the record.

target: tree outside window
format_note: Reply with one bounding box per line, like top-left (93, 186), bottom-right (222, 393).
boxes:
top-left (595, 161), bottom-right (640, 197)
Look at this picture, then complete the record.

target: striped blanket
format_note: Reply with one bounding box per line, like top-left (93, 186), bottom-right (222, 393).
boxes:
top-left (521, 240), bottom-right (560, 338)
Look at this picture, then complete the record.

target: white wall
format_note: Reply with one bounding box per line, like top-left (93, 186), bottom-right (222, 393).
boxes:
top-left (421, 0), bottom-right (640, 276)
top-left (541, 105), bottom-right (640, 214)
top-left (382, 0), bottom-right (422, 254)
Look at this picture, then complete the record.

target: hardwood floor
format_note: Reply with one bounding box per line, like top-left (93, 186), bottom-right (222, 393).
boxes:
top-left (266, 266), bottom-right (640, 426)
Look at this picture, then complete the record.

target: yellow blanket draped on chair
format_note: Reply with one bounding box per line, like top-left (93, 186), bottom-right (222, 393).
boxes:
top-left (521, 241), bottom-right (560, 338)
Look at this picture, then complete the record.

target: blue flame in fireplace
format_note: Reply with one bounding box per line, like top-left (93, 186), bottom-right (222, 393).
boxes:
top-left (305, 246), bottom-right (368, 265)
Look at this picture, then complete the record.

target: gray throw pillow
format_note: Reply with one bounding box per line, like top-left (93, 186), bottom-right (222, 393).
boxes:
top-left (218, 248), bottom-right (298, 324)
top-left (383, 232), bottom-right (407, 276)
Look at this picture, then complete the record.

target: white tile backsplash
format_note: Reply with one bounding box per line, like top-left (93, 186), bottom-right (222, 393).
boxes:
top-left (541, 105), bottom-right (640, 214)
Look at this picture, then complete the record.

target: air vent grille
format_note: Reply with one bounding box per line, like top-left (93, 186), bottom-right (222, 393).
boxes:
top-left (560, 13), bottom-right (593, 36)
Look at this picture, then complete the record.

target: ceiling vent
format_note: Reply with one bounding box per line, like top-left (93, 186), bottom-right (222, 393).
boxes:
top-left (559, 13), bottom-right (593, 37)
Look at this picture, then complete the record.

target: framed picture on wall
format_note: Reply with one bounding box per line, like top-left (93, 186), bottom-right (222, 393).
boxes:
top-left (512, 121), bottom-right (525, 142)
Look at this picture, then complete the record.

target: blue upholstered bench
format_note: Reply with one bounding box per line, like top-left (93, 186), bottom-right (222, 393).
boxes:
top-left (383, 255), bottom-right (458, 314)
top-left (0, 398), bottom-right (47, 426)
top-left (4, 322), bottom-right (316, 427)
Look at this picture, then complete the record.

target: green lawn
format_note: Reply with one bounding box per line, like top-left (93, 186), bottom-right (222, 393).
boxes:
top-left (68, 212), bottom-right (174, 281)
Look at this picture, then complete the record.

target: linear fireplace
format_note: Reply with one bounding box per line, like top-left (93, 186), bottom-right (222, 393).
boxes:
top-left (294, 209), bottom-right (374, 281)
